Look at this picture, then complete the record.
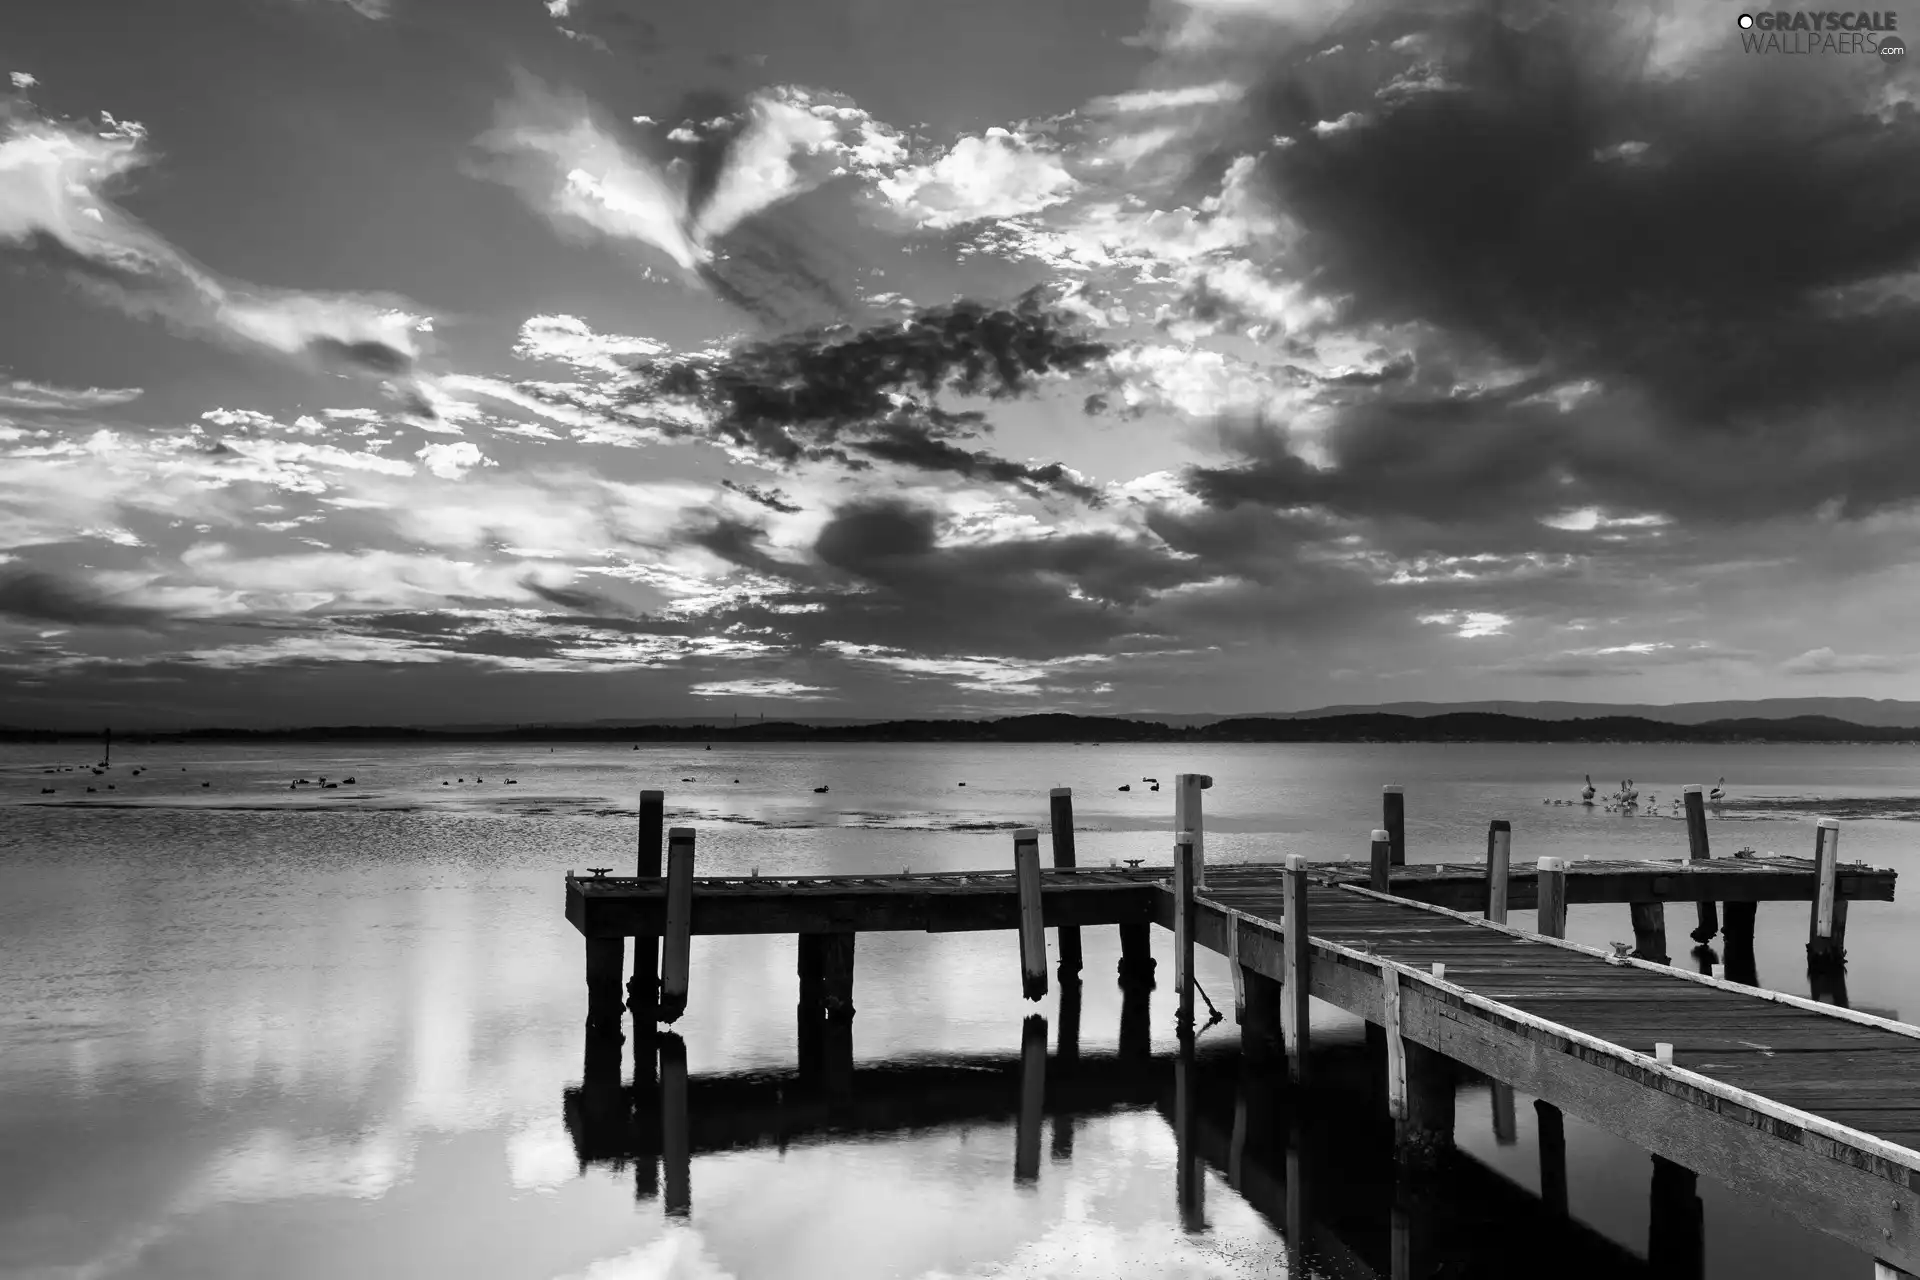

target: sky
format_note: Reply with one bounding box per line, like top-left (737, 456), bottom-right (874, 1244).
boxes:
top-left (1, 0), bottom-right (1918, 729)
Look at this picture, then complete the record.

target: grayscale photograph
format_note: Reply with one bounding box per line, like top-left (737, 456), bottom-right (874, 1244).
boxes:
top-left (2, 0), bottom-right (1918, 1276)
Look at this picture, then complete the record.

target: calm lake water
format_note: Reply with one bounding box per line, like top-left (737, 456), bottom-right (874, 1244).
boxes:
top-left (5, 740), bottom-right (1919, 1279)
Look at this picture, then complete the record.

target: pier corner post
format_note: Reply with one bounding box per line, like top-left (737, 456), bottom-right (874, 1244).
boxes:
top-left (1383, 785), bottom-right (1406, 867)
top-left (1629, 901), bottom-right (1670, 964)
top-left (1014, 828), bottom-right (1049, 1002)
top-left (1174, 832), bottom-right (1197, 1037)
top-left (1048, 788), bottom-right (1083, 981)
top-left (1535, 857), bottom-right (1568, 939)
top-left (1808, 817), bottom-right (1847, 970)
top-left (1281, 853), bottom-right (1311, 1085)
top-left (629, 789), bottom-right (665, 1025)
top-left (1485, 819), bottom-right (1511, 924)
top-left (1682, 785), bottom-right (1719, 944)
top-left (1370, 828), bottom-right (1391, 892)
top-left (658, 827), bottom-right (696, 1024)
top-left (1174, 774), bottom-right (1211, 889)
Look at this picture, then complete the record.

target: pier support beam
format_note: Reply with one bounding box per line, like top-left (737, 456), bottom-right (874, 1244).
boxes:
top-left (1383, 785), bottom-right (1406, 867)
top-left (1629, 901), bottom-right (1670, 964)
top-left (1648, 1155), bottom-right (1704, 1280)
top-left (1535, 1100), bottom-right (1568, 1216)
top-left (1397, 1040), bottom-right (1456, 1166)
top-left (1808, 818), bottom-right (1848, 971)
top-left (1683, 785), bottom-right (1719, 944)
top-left (1117, 920), bottom-right (1156, 989)
top-left (1240, 967), bottom-right (1285, 1068)
top-left (628, 789), bottom-right (664, 1024)
top-left (585, 936), bottom-right (626, 1035)
top-left (1048, 788), bottom-right (1082, 981)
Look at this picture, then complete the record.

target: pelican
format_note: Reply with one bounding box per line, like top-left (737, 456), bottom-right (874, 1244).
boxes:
top-left (1708, 777), bottom-right (1726, 802)
top-left (1581, 775), bottom-right (1597, 802)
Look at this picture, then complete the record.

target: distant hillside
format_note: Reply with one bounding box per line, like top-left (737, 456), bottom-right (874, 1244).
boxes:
top-left (7, 711), bottom-right (1920, 744)
top-left (1234, 698), bottom-right (1920, 726)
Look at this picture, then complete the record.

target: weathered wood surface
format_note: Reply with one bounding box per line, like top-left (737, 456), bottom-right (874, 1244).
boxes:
top-left (565, 852), bottom-right (1895, 937)
top-left (1187, 874), bottom-right (1920, 1271)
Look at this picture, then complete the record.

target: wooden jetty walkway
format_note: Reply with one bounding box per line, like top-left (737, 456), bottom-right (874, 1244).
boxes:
top-left (564, 780), bottom-right (1915, 1275)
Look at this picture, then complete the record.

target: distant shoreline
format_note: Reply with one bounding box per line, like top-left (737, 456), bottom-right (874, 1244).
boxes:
top-left (6, 711), bottom-right (1920, 746)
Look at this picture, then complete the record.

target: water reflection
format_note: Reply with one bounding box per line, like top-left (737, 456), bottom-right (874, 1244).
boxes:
top-left (567, 1018), bottom-right (1733, 1279)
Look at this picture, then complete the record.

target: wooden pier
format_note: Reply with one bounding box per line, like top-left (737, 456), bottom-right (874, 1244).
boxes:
top-left (564, 783), bottom-right (1913, 1274)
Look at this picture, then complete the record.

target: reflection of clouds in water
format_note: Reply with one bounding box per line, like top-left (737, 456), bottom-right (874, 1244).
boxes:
top-left (506, 1118), bottom-right (579, 1192)
top-left (196, 1128), bottom-right (407, 1202)
top-left (556, 1228), bottom-right (739, 1280)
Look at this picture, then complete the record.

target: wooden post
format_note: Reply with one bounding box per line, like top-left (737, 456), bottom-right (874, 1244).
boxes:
top-left (1535, 856), bottom-right (1567, 939)
top-left (1117, 920), bottom-right (1156, 989)
top-left (1056, 975), bottom-right (1081, 1069)
top-left (1016, 1013), bottom-right (1046, 1184)
top-left (1119, 968), bottom-right (1151, 1062)
top-left (630, 1033), bottom-right (659, 1201)
top-left (1242, 967), bottom-right (1284, 1068)
top-left (1176, 1038), bottom-right (1205, 1232)
top-left (1381, 964), bottom-right (1407, 1124)
top-left (1370, 827), bottom-right (1391, 892)
top-left (1648, 1155), bottom-right (1704, 1280)
top-left (1490, 1082), bottom-right (1517, 1146)
top-left (1536, 1100), bottom-right (1568, 1216)
top-left (1723, 900), bottom-right (1758, 950)
top-left (1683, 784), bottom-right (1719, 944)
top-left (659, 827), bottom-right (696, 1024)
top-left (1808, 817), bottom-right (1846, 969)
top-left (1629, 901), bottom-right (1670, 964)
top-left (660, 1032), bottom-right (690, 1217)
top-left (1048, 788), bottom-right (1082, 981)
top-left (1400, 1039), bottom-right (1455, 1165)
top-left (820, 932), bottom-right (855, 1095)
top-left (1174, 774), bottom-right (1212, 889)
top-left (1282, 853), bottom-right (1311, 1084)
top-left (1383, 785), bottom-right (1406, 866)
top-left (1485, 819), bottom-right (1510, 923)
top-left (629, 789), bottom-right (664, 1023)
top-left (1014, 827), bottom-right (1048, 1001)
top-left (585, 934), bottom-right (625, 1034)
top-left (1174, 831), bottom-right (1197, 1034)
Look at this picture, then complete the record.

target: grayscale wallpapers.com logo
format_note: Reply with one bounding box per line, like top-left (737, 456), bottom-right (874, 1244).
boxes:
top-left (1736, 10), bottom-right (1907, 57)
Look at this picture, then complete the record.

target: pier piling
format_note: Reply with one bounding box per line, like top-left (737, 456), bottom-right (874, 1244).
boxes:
top-left (1536, 1100), bottom-right (1568, 1216)
top-left (1536, 857), bottom-right (1568, 939)
top-left (1370, 828), bottom-right (1391, 892)
top-left (1174, 774), bottom-right (1211, 889)
top-left (585, 935), bottom-right (625, 1034)
top-left (1014, 827), bottom-right (1049, 1001)
top-left (1281, 853), bottom-right (1310, 1084)
top-left (659, 827), bottom-right (696, 1024)
top-left (1399, 1039), bottom-right (1456, 1166)
top-left (1174, 832), bottom-right (1198, 1034)
top-left (1048, 788), bottom-right (1082, 981)
top-left (1683, 785), bottom-right (1719, 944)
top-left (1118, 920), bottom-right (1156, 989)
top-left (1647, 1156), bottom-right (1704, 1279)
top-left (629, 790), bottom-right (664, 1024)
top-left (1485, 819), bottom-right (1510, 924)
top-left (1809, 817), bottom-right (1846, 970)
top-left (1383, 785), bottom-right (1406, 866)
top-left (1629, 901), bottom-right (1670, 964)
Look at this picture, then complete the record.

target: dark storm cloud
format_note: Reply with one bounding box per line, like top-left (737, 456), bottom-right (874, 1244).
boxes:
top-left (309, 337), bottom-right (414, 379)
top-left (691, 496), bottom-right (1214, 658)
top-left (519, 577), bottom-right (627, 613)
top-left (626, 287), bottom-right (1109, 499)
top-left (0, 567), bottom-right (167, 628)
top-left (1187, 0), bottom-right (1920, 529)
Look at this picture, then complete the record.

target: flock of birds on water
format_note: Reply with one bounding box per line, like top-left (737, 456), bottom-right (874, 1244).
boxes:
top-left (1538, 774), bottom-right (1729, 816)
top-left (32, 752), bottom-right (1733, 814)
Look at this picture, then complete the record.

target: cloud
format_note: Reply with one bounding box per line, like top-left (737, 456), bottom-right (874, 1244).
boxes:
top-left (9, 73), bottom-right (36, 90)
top-left (877, 128), bottom-right (1077, 230)
top-left (475, 77), bottom-right (903, 330)
top-left (620, 286), bottom-right (1110, 499)
top-left (512, 313), bottom-right (667, 374)
top-left (0, 108), bottom-right (433, 381)
top-left (1491, 640), bottom-right (1760, 679)
top-left (0, 565), bottom-right (168, 627)
top-left (0, 379), bottom-right (141, 411)
top-left (414, 440), bottom-right (494, 480)
top-left (1780, 647), bottom-right (1917, 676)
top-left (1416, 610), bottom-right (1511, 638)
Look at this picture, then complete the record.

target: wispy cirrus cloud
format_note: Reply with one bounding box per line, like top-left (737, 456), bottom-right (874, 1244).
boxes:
top-left (0, 107), bottom-right (434, 385)
top-left (0, 379), bottom-right (141, 411)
